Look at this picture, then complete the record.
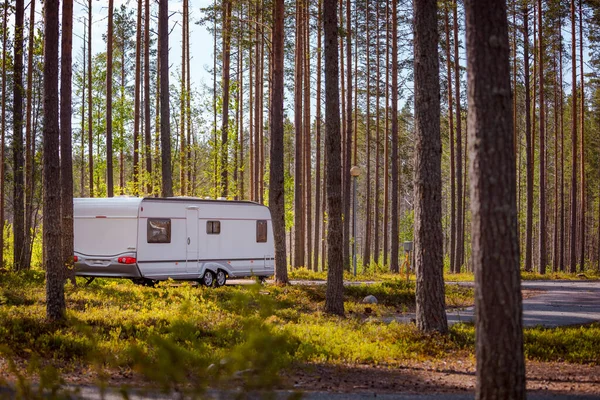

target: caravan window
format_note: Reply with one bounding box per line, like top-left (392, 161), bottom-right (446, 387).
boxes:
top-left (256, 220), bottom-right (267, 243)
top-left (147, 219), bottom-right (171, 243)
top-left (206, 221), bottom-right (221, 234)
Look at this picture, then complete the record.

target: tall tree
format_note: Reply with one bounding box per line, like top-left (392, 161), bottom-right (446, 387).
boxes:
top-left (61, 0), bottom-right (75, 284)
top-left (538, 0), bottom-right (547, 274)
top-left (293, 0), bottom-right (305, 268)
top-left (578, 0), bottom-right (585, 272)
top-left (453, 0), bottom-right (464, 272)
top-left (88, 0), bottom-right (93, 197)
top-left (390, 0), bottom-right (399, 273)
top-left (133, 0), bottom-right (142, 194)
top-left (220, 0), bottom-right (232, 198)
top-left (24, 0), bottom-right (35, 268)
top-left (524, 3), bottom-right (533, 272)
top-left (144, 0), bottom-right (152, 194)
top-left (363, 1), bottom-right (372, 266)
top-left (413, 0), bottom-right (448, 333)
top-left (323, 0), bottom-right (344, 316)
top-left (342, 0), bottom-right (352, 270)
top-left (106, 0), bottom-right (114, 197)
top-left (313, 0), bottom-right (323, 272)
top-left (44, 0), bottom-right (66, 322)
top-left (0, 0), bottom-right (8, 269)
top-left (464, 0), bottom-right (525, 396)
top-left (179, 0), bottom-right (188, 196)
top-left (569, 0), bottom-right (578, 273)
top-left (13, 0), bottom-right (25, 270)
top-left (374, 1), bottom-right (381, 263)
top-left (270, 0), bottom-right (288, 285)
top-left (444, 0), bottom-right (456, 275)
top-left (159, 0), bottom-right (173, 197)
top-left (304, 0), bottom-right (312, 270)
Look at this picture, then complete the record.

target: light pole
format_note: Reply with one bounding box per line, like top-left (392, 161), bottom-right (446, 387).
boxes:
top-left (350, 165), bottom-right (361, 276)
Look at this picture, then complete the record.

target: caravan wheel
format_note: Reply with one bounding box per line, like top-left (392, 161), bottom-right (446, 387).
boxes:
top-left (215, 270), bottom-right (227, 287)
top-left (202, 270), bottom-right (215, 287)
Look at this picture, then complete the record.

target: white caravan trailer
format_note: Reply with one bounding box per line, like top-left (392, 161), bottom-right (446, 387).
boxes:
top-left (73, 197), bottom-right (275, 286)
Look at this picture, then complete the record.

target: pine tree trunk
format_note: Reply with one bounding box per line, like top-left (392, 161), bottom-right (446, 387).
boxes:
top-left (445, 0), bottom-right (456, 275)
top-left (524, 3), bottom-right (534, 272)
top-left (159, 0), bottom-right (173, 197)
top-left (464, 0), bottom-right (525, 396)
top-left (13, 0), bottom-right (25, 271)
top-left (304, 2), bottom-right (312, 270)
top-left (453, 0), bottom-right (463, 273)
top-left (270, 0), bottom-right (288, 284)
top-left (390, 0), bottom-right (399, 273)
top-left (144, 0), bottom-right (152, 194)
top-left (413, 0), bottom-right (448, 334)
top-left (323, 0), bottom-right (344, 316)
top-left (179, 0), bottom-right (187, 196)
top-left (569, 0), bottom-right (578, 274)
top-left (132, 0), bottom-right (142, 194)
top-left (44, 0), bottom-right (66, 322)
top-left (106, 0), bottom-right (114, 197)
top-left (293, 0), bottom-right (305, 268)
top-left (578, 0), bottom-right (585, 272)
top-left (383, 0), bottom-right (390, 268)
top-left (0, 0), bottom-right (8, 269)
top-left (363, 2), bottom-right (371, 267)
top-left (342, 0), bottom-right (353, 271)
top-left (553, 50), bottom-right (559, 273)
top-left (221, 0), bottom-right (232, 198)
top-left (88, 0), bottom-right (94, 197)
top-left (313, 0), bottom-right (323, 272)
top-left (23, 0), bottom-right (35, 269)
top-left (537, 0), bottom-right (546, 274)
top-left (374, 2), bottom-right (381, 264)
top-left (558, 15), bottom-right (565, 272)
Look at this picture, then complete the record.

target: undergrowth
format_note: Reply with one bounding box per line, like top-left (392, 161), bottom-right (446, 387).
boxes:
top-left (0, 271), bottom-right (597, 397)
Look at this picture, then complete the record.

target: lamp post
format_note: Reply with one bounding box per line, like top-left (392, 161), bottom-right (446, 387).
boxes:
top-left (350, 165), bottom-right (361, 276)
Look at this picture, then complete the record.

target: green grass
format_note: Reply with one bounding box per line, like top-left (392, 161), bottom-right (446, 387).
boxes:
top-left (0, 270), bottom-right (598, 395)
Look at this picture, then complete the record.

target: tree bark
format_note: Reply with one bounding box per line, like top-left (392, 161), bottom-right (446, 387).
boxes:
top-left (44, 0), bottom-right (66, 322)
top-left (374, 2), bottom-right (381, 264)
top-left (132, 0), bottom-right (142, 194)
top-left (342, 0), bottom-right (352, 271)
top-left (323, 0), bottom-right (344, 316)
top-left (453, 0), bottom-right (464, 273)
top-left (106, 0), bottom-right (114, 197)
top-left (159, 0), bottom-right (173, 197)
top-left (569, 0), bottom-right (578, 274)
top-left (313, 0), bottom-right (323, 272)
top-left (13, 0), bottom-right (25, 270)
top-left (537, 0), bottom-right (546, 274)
top-left (524, 3), bottom-right (533, 272)
top-left (61, 0), bottom-right (75, 285)
top-left (293, 0), bottom-right (305, 268)
top-left (0, 0), bottom-right (8, 269)
top-left (464, 0), bottom-right (525, 396)
top-left (390, 0), bottom-right (399, 273)
top-left (413, 0), bottom-right (448, 334)
top-left (270, 0), bottom-right (289, 285)
top-left (304, 1), bottom-right (312, 270)
top-left (88, 0), bottom-right (93, 197)
top-left (445, 0), bottom-right (456, 275)
top-left (578, 0), bottom-right (585, 272)
top-left (144, 0), bottom-right (152, 194)
top-left (221, 0), bottom-right (232, 198)
top-left (23, 0), bottom-right (35, 269)
top-left (363, 1), bottom-right (372, 267)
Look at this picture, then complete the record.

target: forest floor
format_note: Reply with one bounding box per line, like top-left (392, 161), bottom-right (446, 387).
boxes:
top-left (0, 271), bottom-right (599, 398)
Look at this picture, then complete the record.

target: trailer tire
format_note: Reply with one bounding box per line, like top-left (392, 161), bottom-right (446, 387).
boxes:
top-left (201, 270), bottom-right (215, 287)
top-left (215, 270), bottom-right (227, 287)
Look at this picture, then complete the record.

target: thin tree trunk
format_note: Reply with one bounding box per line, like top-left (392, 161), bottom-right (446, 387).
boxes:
top-left (304, 1), bottom-right (312, 270)
top-left (553, 50), bottom-right (559, 273)
top-left (383, 0), bottom-right (390, 267)
top-left (119, 37), bottom-right (125, 194)
top-left (313, 0), bottom-right (323, 272)
top-left (88, 0), bottom-right (93, 197)
top-left (61, 0), bottom-right (75, 285)
top-left (323, 0), bottom-right (344, 316)
top-left (144, 0), bottom-right (152, 194)
top-left (179, 0), bottom-right (187, 196)
top-left (220, 0), bottom-right (232, 198)
top-left (578, 0), bottom-right (585, 272)
top-left (44, 0), bottom-right (66, 321)
top-left (390, 0), bottom-right (399, 273)
top-left (538, 0), bottom-right (546, 274)
top-left (559, 15), bottom-right (565, 272)
top-left (464, 0), bottom-right (525, 396)
top-left (0, 0), bottom-right (8, 269)
top-left (413, 0), bottom-right (448, 334)
top-left (569, 0), bottom-right (578, 273)
top-left (13, 0), bottom-right (25, 271)
top-left (445, 0), bottom-right (456, 274)
top-left (133, 0), bottom-right (142, 194)
top-left (23, 0), bottom-right (35, 268)
top-left (106, 0), bottom-right (114, 197)
top-left (294, 0), bottom-right (305, 268)
top-left (374, 1), bottom-right (381, 264)
top-left (453, 0), bottom-right (463, 273)
top-left (81, 26), bottom-right (86, 197)
top-left (343, 0), bottom-right (352, 270)
top-left (524, 3), bottom-right (533, 272)
top-left (363, 0), bottom-right (372, 266)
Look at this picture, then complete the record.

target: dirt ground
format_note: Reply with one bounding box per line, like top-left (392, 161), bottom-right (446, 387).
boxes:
top-left (283, 359), bottom-right (600, 396)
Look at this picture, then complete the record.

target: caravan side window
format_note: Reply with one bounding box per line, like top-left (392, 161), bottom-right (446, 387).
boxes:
top-left (147, 219), bottom-right (171, 243)
top-left (207, 221), bottom-right (221, 234)
top-left (256, 220), bottom-right (267, 243)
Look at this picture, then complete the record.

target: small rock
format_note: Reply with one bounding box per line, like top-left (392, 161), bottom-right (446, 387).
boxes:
top-left (362, 295), bottom-right (378, 304)
top-left (364, 307), bottom-right (372, 314)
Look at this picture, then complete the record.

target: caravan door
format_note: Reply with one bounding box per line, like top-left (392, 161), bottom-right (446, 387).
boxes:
top-left (185, 207), bottom-right (200, 274)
